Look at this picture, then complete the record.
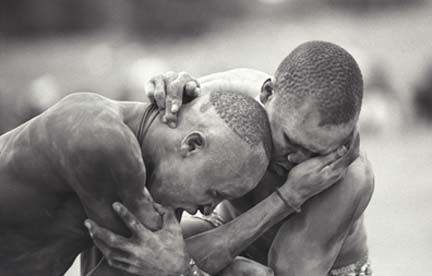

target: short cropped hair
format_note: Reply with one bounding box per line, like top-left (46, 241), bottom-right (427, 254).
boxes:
top-left (209, 90), bottom-right (272, 159)
top-left (274, 41), bottom-right (363, 126)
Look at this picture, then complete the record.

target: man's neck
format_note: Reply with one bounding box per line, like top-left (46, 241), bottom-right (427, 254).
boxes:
top-left (118, 101), bottom-right (162, 174)
top-left (118, 101), bottom-right (151, 138)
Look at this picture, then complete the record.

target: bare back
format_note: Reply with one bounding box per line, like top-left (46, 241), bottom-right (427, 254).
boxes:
top-left (0, 93), bottom-right (153, 276)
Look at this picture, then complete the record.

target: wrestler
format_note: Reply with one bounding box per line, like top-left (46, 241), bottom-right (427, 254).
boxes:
top-left (90, 41), bottom-right (374, 276)
top-left (0, 85), bottom-right (349, 276)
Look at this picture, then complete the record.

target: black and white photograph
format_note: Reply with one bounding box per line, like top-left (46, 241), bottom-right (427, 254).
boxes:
top-left (0, 0), bottom-right (431, 275)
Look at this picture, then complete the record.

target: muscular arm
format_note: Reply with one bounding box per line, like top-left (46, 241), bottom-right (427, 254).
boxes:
top-left (76, 129), bottom-right (160, 276)
top-left (268, 156), bottom-right (374, 276)
top-left (198, 68), bottom-right (271, 99)
top-left (51, 96), bottom-right (161, 276)
top-left (185, 171), bottom-right (296, 274)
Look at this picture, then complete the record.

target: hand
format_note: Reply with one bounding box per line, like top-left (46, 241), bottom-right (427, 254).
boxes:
top-left (84, 203), bottom-right (190, 276)
top-left (146, 71), bottom-right (200, 128)
top-left (279, 132), bottom-right (360, 210)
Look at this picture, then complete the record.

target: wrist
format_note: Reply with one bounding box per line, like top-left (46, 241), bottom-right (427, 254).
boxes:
top-left (277, 180), bottom-right (304, 212)
top-left (180, 258), bottom-right (202, 276)
top-left (275, 188), bottom-right (302, 213)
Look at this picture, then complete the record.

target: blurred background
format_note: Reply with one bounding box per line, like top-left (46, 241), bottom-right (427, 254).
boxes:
top-left (1, 0), bottom-right (431, 275)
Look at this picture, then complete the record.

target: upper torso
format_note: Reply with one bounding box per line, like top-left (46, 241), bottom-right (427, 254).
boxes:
top-left (0, 93), bottom-right (143, 276)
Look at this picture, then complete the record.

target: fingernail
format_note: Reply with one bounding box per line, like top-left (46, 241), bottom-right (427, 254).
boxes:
top-left (84, 220), bottom-right (91, 229)
top-left (171, 104), bottom-right (179, 113)
top-left (161, 116), bottom-right (167, 123)
top-left (287, 155), bottom-right (294, 162)
top-left (169, 122), bottom-right (176, 128)
top-left (113, 202), bottom-right (120, 212)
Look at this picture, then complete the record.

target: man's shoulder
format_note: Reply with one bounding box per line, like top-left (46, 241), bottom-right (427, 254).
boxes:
top-left (50, 92), bottom-right (117, 118)
top-left (345, 153), bottom-right (375, 195)
top-left (46, 93), bottom-right (139, 166)
top-left (343, 153), bottom-right (375, 213)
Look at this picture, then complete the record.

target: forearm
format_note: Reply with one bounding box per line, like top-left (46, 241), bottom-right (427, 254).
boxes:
top-left (198, 68), bottom-right (270, 98)
top-left (186, 192), bottom-right (294, 274)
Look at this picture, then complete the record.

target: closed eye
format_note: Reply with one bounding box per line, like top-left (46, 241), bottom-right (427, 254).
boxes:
top-left (283, 132), bottom-right (318, 157)
top-left (283, 132), bottom-right (303, 151)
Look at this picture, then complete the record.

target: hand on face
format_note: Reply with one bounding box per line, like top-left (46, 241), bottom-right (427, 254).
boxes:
top-left (278, 131), bottom-right (360, 211)
top-left (84, 202), bottom-right (190, 276)
top-left (146, 71), bottom-right (200, 128)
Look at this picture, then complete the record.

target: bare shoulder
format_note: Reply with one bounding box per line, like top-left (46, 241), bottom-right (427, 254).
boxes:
top-left (345, 153), bottom-right (375, 194)
top-left (343, 152), bottom-right (375, 214)
top-left (44, 92), bottom-right (142, 169)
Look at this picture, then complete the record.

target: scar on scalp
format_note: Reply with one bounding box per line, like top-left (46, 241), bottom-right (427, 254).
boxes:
top-left (200, 101), bottom-right (212, 113)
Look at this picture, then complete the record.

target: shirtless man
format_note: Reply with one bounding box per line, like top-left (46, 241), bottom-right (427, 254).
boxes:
top-left (0, 84), bottom-right (349, 275)
top-left (90, 41), bottom-right (374, 276)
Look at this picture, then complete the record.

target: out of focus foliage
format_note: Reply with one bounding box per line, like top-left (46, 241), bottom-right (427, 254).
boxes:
top-left (0, 0), bottom-right (431, 135)
top-left (1, 0), bottom-right (247, 37)
top-left (326, 0), bottom-right (425, 10)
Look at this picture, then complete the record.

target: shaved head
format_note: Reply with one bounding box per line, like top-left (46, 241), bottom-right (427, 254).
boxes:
top-left (150, 90), bottom-right (272, 213)
top-left (274, 41), bottom-right (363, 127)
top-left (209, 90), bottom-right (272, 159)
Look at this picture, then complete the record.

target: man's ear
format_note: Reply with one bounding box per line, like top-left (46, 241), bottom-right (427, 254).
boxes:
top-left (260, 78), bottom-right (274, 104)
top-left (180, 131), bottom-right (206, 157)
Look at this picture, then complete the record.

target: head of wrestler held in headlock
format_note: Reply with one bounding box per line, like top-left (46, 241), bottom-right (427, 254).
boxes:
top-left (260, 41), bottom-right (363, 170)
top-left (144, 89), bottom-right (272, 217)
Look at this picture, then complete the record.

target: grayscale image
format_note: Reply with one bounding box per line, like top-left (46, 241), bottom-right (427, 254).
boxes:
top-left (0, 1), bottom-right (431, 275)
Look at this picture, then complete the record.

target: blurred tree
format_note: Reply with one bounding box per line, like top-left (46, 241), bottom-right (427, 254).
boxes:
top-left (1, 0), bottom-right (107, 36)
top-left (326, 0), bottom-right (425, 11)
top-left (0, 0), bottom-right (248, 37)
top-left (129, 0), bottom-right (247, 37)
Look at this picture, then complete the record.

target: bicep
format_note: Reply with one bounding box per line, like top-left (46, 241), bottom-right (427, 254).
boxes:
top-left (69, 125), bottom-right (160, 237)
top-left (73, 131), bottom-right (161, 275)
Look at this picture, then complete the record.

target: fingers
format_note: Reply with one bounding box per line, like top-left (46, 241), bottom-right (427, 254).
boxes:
top-left (164, 72), bottom-right (197, 127)
top-left (112, 202), bottom-right (151, 238)
top-left (184, 81), bottom-right (200, 99)
top-left (152, 74), bottom-right (167, 111)
top-left (84, 219), bottom-right (128, 249)
top-left (107, 259), bottom-right (140, 275)
top-left (145, 81), bottom-right (156, 103)
top-left (147, 71), bottom-right (199, 128)
top-left (287, 151), bottom-right (308, 164)
top-left (330, 132), bottom-right (361, 172)
top-left (314, 146), bottom-right (347, 169)
top-left (94, 240), bottom-right (133, 265)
